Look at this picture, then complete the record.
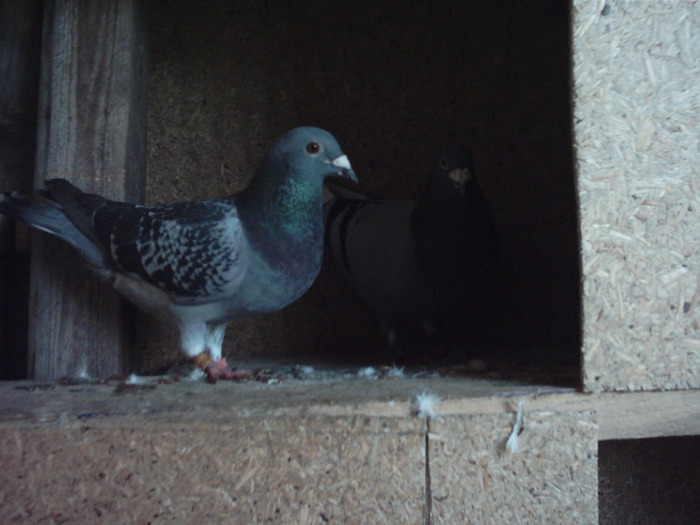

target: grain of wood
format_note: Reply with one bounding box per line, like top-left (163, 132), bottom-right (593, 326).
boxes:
top-left (29, 0), bottom-right (148, 380)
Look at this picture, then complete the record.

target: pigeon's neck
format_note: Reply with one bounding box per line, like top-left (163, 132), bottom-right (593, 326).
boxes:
top-left (236, 170), bottom-right (324, 279)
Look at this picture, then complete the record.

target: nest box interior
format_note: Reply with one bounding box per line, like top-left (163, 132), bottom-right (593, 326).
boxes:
top-left (142, 0), bottom-right (580, 383)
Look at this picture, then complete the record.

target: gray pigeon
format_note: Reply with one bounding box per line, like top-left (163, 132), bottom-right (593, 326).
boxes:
top-left (1, 127), bottom-right (356, 381)
top-left (324, 144), bottom-right (499, 362)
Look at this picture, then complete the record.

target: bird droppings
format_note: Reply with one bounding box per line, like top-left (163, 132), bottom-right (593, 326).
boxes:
top-left (291, 365), bottom-right (316, 378)
top-left (104, 343), bottom-right (581, 389)
top-left (14, 383), bottom-right (56, 392)
top-left (78, 367), bottom-right (92, 381)
top-left (56, 376), bottom-right (96, 387)
top-left (10, 352), bottom-right (577, 398)
top-left (113, 382), bottom-right (157, 395)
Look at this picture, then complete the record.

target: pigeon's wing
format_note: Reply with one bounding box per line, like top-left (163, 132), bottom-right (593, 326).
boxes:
top-left (37, 179), bottom-right (247, 304)
top-left (325, 197), bottom-right (419, 315)
top-left (91, 199), bottom-right (248, 304)
top-left (37, 179), bottom-right (248, 304)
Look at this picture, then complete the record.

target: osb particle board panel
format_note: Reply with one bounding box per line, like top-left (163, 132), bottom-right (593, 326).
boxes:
top-left (573, 0), bottom-right (700, 392)
top-left (0, 379), bottom-right (601, 523)
top-left (431, 411), bottom-right (598, 525)
top-left (0, 420), bottom-right (424, 524)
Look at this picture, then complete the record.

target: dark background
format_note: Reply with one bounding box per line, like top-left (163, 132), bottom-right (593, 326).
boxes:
top-left (143, 0), bottom-right (580, 373)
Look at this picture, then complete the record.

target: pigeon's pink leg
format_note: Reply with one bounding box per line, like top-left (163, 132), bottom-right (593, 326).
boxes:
top-left (193, 352), bottom-right (253, 384)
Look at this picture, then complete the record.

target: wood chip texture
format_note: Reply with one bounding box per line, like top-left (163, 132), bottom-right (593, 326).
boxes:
top-left (0, 379), bottom-right (597, 524)
top-left (573, 0), bottom-right (700, 391)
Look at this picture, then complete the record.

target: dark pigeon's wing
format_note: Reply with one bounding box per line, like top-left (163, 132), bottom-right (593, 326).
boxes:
top-left (325, 197), bottom-right (417, 305)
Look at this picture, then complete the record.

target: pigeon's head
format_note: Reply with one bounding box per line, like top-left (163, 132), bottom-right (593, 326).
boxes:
top-left (272, 127), bottom-right (357, 185)
top-left (437, 144), bottom-right (475, 195)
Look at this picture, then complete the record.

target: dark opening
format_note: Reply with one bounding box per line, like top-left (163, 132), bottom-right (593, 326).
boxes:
top-left (599, 436), bottom-right (700, 525)
top-left (1, 1), bottom-right (579, 386)
top-left (145, 0), bottom-right (580, 386)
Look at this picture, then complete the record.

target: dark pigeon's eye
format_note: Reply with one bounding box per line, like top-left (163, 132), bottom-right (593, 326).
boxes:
top-left (439, 157), bottom-right (448, 170)
top-left (306, 142), bottom-right (321, 154)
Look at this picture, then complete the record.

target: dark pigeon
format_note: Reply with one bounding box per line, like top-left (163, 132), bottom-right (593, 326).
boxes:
top-left (324, 144), bottom-right (499, 362)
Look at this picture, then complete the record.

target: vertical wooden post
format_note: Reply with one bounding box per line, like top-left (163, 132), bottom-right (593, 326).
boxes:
top-left (0, 0), bottom-right (42, 379)
top-left (29, 0), bottom-right (147, 379)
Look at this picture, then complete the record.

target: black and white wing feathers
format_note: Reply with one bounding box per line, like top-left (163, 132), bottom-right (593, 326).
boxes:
top-left (92, 200), bottom-right (248, 304)
top-left (37, 179), bottom-right (248, 305)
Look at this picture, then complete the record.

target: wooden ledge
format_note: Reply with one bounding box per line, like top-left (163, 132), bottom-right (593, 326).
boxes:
top-left (0, 377), bottom-right (698, 441)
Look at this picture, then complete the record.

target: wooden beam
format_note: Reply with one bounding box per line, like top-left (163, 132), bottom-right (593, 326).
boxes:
top-left (0, 0), bottom-right (42, 379)
top-left (0, 376), bottom-right (697, 441)
top-left (594, 390), bottom-right (700, 441)
top-left (0, 0), bottom-right (40, 193)
top-left (29, 0), bottom-right (147, 379)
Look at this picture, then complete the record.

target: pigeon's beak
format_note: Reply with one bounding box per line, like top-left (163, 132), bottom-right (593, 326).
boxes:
top-left (448, 168), bottom-right (471, 195)
top-left (327, 154), bottom-right (357, 183)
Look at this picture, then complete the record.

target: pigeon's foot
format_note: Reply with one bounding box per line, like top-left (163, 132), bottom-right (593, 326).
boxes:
top-left (193, 352), bottom-right (253, 384)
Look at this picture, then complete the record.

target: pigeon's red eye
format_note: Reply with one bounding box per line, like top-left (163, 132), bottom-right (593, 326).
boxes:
top-left (306, 142), bottom-right (320, 154)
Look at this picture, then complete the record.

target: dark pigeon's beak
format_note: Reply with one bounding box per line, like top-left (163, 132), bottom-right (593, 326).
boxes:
top-left (326, 154), bottom-right (357, 183)
top-left (448, 167), bottom-right (471, 195)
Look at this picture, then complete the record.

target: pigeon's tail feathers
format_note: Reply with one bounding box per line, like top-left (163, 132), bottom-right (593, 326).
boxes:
top-left (0, 191), bottom-right (110, 279)
top-left (42, 178), bottom-right (109, 242)
top-left (0, 191), bottom-right (65, 236)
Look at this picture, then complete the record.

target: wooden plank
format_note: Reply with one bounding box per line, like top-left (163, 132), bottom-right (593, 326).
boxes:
top-left (595, 390), bottom-right (700, 441)
top-left (428, 390), bottom-right (700, 441)
top-left (5, 376), bottom-right (697, 523)
top-left (29, 0), bottom-right (147, 379)
top-left (0, 0), bottom-right (42, 379)
top-left (0, 377), bottom-right (697, 441)
top-left (0, 0), bottom-right (40, 192)
top-left (0, 376), bottom-right (570, 425)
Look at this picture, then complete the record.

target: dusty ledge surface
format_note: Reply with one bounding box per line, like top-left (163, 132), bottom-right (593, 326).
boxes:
top-left (0, 371), bottom-right (571, 427)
